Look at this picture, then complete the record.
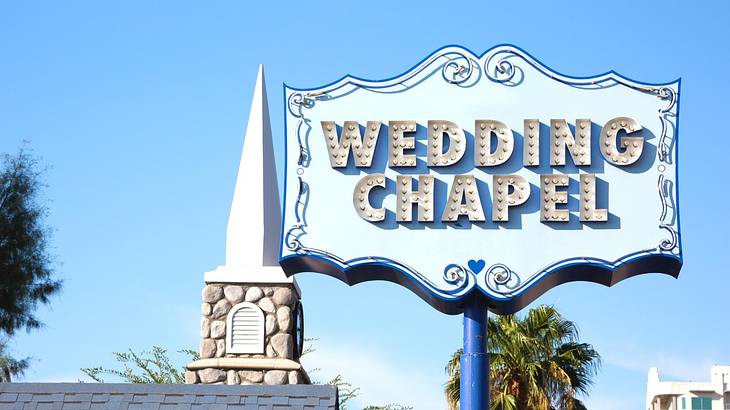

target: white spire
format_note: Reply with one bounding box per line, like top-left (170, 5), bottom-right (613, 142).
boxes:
top-left (205, 65), bottom-right (293, 284)
top-left (227, 65), bottom-right (280, 268)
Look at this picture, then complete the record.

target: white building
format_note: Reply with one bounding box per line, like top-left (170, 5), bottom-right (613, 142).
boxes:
top-left (647, 366), bottom-right (730, 410)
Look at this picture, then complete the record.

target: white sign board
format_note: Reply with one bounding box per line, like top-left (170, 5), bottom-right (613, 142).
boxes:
top-left (280, 45), bottom-right (681, 314)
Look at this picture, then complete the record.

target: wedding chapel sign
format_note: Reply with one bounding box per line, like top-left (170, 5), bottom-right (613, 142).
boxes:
top-left (278, 45), bottom-right (681, 315)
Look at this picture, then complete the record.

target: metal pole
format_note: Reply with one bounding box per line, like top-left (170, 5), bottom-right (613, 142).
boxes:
top-left (460, 299), bottom-right (488, 410)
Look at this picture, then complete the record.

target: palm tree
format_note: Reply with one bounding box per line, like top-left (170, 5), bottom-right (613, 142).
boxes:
top-left (444, 305), bottom-right (600, 410)
top-left (0, 339), bottom-right (29, 382)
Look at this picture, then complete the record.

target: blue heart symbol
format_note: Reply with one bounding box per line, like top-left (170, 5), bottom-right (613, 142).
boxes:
top-left (468, 259), bottom-right (486, 274)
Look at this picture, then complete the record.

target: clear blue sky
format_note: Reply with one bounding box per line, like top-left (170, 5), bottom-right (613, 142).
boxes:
top-left (1, 1), bottom-right (728, 409)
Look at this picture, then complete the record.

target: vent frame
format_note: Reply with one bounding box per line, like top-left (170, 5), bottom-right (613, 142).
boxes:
top-left (225, 302), bottom-right (265, 354)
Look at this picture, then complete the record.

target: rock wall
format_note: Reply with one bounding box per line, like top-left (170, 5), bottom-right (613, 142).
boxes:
top-left (186, 367), bottom-right (306, 386)
top-left (189, 282), bottom-right (307, 385)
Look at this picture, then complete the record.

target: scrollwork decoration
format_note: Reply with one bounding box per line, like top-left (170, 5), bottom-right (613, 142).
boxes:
top-left (484, 263), bottom-right (520, 295)
top-left (657, 174), bottom-right (679, 251)
top-left (657, 87), bottom-right (677, 164)
top-left (659, 225), bottom-right (679, 251)
top-left (284, 177), bottom-right (308, 253)
top-left (484, 52), bottom-right (517, 84)
top-left (655, 86), bottom-right (679, 252)
top-left (443, 264), bottom-right (468, 287)
top-left (442, 260), bottom-right (522, 296)
top-left (441, 53), bottom-right (477, 85)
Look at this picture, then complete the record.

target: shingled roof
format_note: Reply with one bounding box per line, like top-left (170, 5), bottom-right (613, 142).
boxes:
top-left (0, 383), bottom-right (338, 409)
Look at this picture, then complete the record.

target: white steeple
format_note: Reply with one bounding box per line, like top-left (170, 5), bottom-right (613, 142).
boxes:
top-left (205, 65), bottom-right (293, 284)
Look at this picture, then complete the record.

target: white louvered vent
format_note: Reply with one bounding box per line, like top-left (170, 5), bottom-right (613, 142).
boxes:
top-left (225, 302), bottom-right (264, 354)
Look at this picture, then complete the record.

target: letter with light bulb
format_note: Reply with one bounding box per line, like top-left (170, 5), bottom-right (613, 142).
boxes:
top-left (321, 117), bottom-right (644, 224)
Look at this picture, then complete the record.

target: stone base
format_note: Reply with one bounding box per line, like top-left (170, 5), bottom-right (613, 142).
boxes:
top-left (185, 368), bottom-right (309, 385)
top-left (186, 358), bottom-right (310, 385)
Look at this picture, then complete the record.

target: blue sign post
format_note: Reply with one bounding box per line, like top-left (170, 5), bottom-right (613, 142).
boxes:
top-left (462, 300), bottom-right (489, 409)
